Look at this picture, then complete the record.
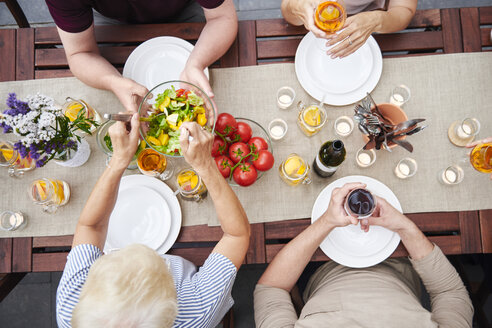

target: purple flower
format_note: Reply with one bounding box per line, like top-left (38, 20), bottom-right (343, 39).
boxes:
top-left (66, 140), bottom-right (76, 149)
top-left (0, 122), bottom-right (11, 133)
top-left (6, 93), bottom-right (16, 108)
top-left (4, 93), bottom-right (29, 116)
top-left (29, 150), bottom-right (40, 160)
top-left (35, 156), bottom-right (47, 168)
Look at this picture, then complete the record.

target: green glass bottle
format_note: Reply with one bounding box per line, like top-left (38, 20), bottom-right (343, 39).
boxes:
top-left (313, 140), bottom-right (346, 178)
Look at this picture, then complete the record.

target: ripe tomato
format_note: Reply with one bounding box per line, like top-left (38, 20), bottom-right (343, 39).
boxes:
top-left (211, 136), bottom-right (228, 157)
top-left (215, 113), bottom-right (237, 137)
top-left (233, 162), bottom-right (258, 187)
top-left (229, 142), bottom-right (250, 163)
top-left (252, 150), bottom-right (274, 171)
top-left (215, 155), bottom-right (234, 178)
top-left (232, 122), bottom-right (253, 143)
top-left (248, 137), bottom-right (269, 154)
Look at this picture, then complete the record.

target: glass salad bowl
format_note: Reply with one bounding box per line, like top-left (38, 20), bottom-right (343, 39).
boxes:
top-left (138, 80), bottom-right (217, 158)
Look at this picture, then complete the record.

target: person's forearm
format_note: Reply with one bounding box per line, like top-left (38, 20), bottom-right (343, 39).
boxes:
top-left (196, 161), bottom-right (249, 238)
top-left (281, 0), bottom-right (306, 26)
top-left (258, 219), bottom-right (334, 291)
top-left (186, 14), bottom-right (237, 70)
top-left (398, 221), bottom-right (434, 260)
top-left (372, 5), bottom-right (416, 33)
top-left (66, 52), bottom-right (121, 92)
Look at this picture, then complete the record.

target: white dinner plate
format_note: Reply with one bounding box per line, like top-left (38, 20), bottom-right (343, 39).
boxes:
top-left (123, 36), bottom-right (209, 90)
top-left (105, 185), bottom-right (171, 252)
top-left (295, 33), bottom-right (383, 106)
top-left (311, 175), bottom-right (401, 268)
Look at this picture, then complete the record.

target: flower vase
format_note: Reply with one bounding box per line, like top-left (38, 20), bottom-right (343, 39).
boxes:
top-left (54, 139), bottom-right (91, 167)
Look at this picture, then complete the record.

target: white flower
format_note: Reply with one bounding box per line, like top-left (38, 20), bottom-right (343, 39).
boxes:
top-left (38, 112), bottom-right (56, 128)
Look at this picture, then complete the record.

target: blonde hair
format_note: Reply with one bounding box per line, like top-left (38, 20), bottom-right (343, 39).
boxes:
top-left (72, 244), bottom-right (177, 328)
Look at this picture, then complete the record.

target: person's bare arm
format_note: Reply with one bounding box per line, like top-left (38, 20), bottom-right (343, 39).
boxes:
top-left (180, 0), bottom-right (237, 97)
top-left (72, 113), bottom-right (140, 249)
top-left (179, 122), bottom-right (250, 269)
top-left (258, 183), bottom-right (363, 291)
top-left (57, 25), bottom-right (147, 112)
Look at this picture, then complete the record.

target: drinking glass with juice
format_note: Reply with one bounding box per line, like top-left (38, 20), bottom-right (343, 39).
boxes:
top-left (29, 178), bottom-right (70, 213)
top-left (176, 168), bottom-right (207, 202)
top-left (297, 101), bottom-right (327, 137)
top-left (62, 97), bottom-right (102, 133)
top-left (0, 140), bottom-right (35, 177)
top-left (279, 154), bottom-right (312, 186)
top-left (470, 143), bottom-right (492, 173)
top-left (314, 1), bottom-right (346, 33)
top-left (137, 148), bottom-right (173, 180)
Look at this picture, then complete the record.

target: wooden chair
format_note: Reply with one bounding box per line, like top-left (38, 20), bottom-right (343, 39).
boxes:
top-left (460, 6), bottom-right (492, 52)
top-left (237, 8), bottom-right (463, 66)
top-left (0, 0), bottom-right (29, 28)
top-left (16, 23), bottom-right (239, 80)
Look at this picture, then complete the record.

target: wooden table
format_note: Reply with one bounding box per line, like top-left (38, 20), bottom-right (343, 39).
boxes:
top-left (0, 9), bottom-right (490, 293)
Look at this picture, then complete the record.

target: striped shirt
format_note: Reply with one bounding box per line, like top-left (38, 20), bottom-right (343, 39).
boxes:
top-left (56, 244), bottom-right (237, 328)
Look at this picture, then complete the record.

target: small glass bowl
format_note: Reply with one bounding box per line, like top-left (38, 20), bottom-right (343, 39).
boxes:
top-left (268, 118), bottom-right (288, 141)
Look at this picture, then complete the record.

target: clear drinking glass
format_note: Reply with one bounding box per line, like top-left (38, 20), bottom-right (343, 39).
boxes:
top-left (389, 85), bottom-right (411, 106)
top-left (0, 211), bottom-right (26, 231)
top-left (448, 118), bottom-right (481, 147)
top-left (297, 101), bottom-right (327, 137)
top-left (137, 148), bottom-right (174, 181)
top-left (176, 168), bottom-right (207, 202)
top-left (0, 140), bottom-right (35, 177)
top-left (268, 118), bottom-right (288, 141)
top-left (278, 153), bottom-right (312, 186)
top-left (277, 87), bottom-right (296, 109)
top-left (355, 148), bottom-right (376, 168)
top-left (96, 120), bottom-right (138, 169)
top-left (438, 165), bottom-right (464, 185)
top-left (28, 178), bottom-right (70, 213)
top-left (394, 158), bottom-right (418, 179)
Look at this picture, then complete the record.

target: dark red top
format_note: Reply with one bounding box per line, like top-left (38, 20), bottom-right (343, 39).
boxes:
top-left (45, 0), bottom-right (224, 33)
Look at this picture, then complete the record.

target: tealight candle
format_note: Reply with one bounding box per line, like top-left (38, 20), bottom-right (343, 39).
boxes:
top-left (394, 158), bottom-right (417, 179)
top-left (355, 148), bottom-right (376, 168)
top-left (268, 118), bottom-right (288, 141)
top-left (438, 165), bottom-right (464, 185)
top-left (456, 123), bottom-right (472, 139)
top-left (334, 116), bottom-right (354, 137)
top-left (0, 211), bottom-right (26, 231)
top-left (276, 86), bottom-right (296, 109)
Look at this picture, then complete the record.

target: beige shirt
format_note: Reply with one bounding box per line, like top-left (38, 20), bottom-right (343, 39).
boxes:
top-left (254, 246), bottom-right (473, 328)
top-left (345, 0), bottom-right (386, 15)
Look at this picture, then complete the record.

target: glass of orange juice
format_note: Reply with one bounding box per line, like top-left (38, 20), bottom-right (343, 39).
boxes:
top-left (469, 143), bottom-right (492, 174)
top-left (0, 140), bottom-right (35, 177)
top-left (297, 101), bottom-right (327, 137)
top-left (137, 148), bottom-right (174, 180)
top-left (279, 154), bottom-right (312, 186)
top-left (314, 0), bottom-right (346, 34)
top-left (28, 178), bottom-right (70, 213)
top-left (62, 97), bottom-right (102, 133)
top-left (176, 168), bottom-right (207, 202)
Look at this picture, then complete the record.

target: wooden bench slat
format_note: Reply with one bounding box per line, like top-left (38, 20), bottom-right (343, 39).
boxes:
top-left (479, 6), bottom-right (492, 24)
top-left (12, 238), bottom-right (32, 272)
top-left (175, 225), bottom-right (223, 243)
top-left (408, 9), bottom-right (441, 28)
top-left (238, 20), bottom-right (257, 66)
top-left (479, 209), bottom-right (492, 253)
top-left (35, 46), bottom-right (135, 68)
top-left (0, 29), bottom-right (16, 82)
top-left (0, 239), bottom-right (12, 273)
top-left (459, 211), bottom-right (481, 254)
top-left (35, 69), bottom-right (74, 79)
top-left (246, 223), bottom-right (266, 264)
top-left (33, 252), bottom-right (67, 272)
top-left (167, 247), bottom-right (215, 266)
top-left (266, 235), bottom-right (462, 263)
top-left (481, 28), bottom-right (492, 46)
top-left (35, 23), bottom-right (205, 45)
top-left (257, 38), bottom-right (301, 60)
top-left (441, 8), bottom-right (463, 53)
top-left (16, 28), bottom-right (34, 80)
top-left (374, 31), bottom-right (444, 52)
top-left (33, 235), bottom-right (73, 248)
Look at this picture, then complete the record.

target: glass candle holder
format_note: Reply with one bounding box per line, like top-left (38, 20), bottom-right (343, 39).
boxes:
top-left (438, 165), bottom-right (464, 185)
top-left (389, 85), bottom-right (411, 106)
top-left (448, 118), bottom-right (481, 147)
top-left (394, 158), bottom-right (418, 179)
top-left (268, 118), bottom-right (288, 141)
top-left (355, 148), bottom-right (376, 168)
top-left (0, 211), bottom-right (26, 231)
top-left (334, 116), bottom-right (354, 137)
top-left (277, 86), bottom-right (296, 109)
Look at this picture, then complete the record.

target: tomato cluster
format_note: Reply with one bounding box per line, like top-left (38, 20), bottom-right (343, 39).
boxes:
top-left (212, 113), bottom-right (274, 186)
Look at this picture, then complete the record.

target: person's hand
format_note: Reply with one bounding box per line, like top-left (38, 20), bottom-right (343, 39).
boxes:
top-left (325, 11), bottom-right (382, 58)
top-left (180, 64), bottom-right (214, 99)
top-left (319, 182), bottom-right (365, 228)
top-left (283, 0), bottom-right (327, 38)
top-left (467, 136), bottom-right (492, 180)
top-left (179, 122), bottom-right (215, 174)
top-left (107, 112), bottom-right (140, 170)
top-left (110, 76), bottom-right (148, 113)
top-left (360, 196), bottom-right (414, 233)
